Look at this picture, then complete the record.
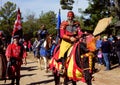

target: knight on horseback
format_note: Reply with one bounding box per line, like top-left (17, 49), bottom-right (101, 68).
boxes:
top-left (56, 11), bottom-right (83, 74)
top-left (36, 24), bottom-right (52, 72)
top-left (49, 11), bottom-right (96, 85)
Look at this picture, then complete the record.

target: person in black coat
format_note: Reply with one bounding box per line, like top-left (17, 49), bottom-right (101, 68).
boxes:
top-left (115, 35), bottom-right (120, 67)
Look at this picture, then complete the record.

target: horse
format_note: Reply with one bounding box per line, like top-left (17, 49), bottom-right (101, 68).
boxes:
top-left (37, 34), bottom-right (52, 72)
top-left (49, 34), bottom-right (97, 85)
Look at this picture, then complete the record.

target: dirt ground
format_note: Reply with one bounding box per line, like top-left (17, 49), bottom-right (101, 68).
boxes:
top-left (0, 53), bottom-right (120, 85)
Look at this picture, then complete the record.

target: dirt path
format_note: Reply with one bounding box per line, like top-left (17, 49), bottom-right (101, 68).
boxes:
top-left (0, 53), bottom-right (120, 85)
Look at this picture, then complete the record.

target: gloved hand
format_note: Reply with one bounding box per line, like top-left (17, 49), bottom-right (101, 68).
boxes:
top-left (70, 37), bottom-right (77, 42)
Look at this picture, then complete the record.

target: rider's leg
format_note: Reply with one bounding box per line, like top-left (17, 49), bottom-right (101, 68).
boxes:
top-left (58, 40), bottom-right (72, 70)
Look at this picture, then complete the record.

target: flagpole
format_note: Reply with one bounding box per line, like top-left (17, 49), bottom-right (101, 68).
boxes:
top-left (11, 8), bottom-right (22, 43)
top-left (56, 9), bottom-right (61, 44)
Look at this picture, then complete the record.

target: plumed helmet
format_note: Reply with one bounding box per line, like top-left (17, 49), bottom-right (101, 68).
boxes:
top-left (67, 11), bottom-right (74, 18)
top-left (13, 35), bottom-right (20, 39)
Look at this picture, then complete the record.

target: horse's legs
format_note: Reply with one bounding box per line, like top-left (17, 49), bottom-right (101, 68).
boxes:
top-left (53, 71), bottom-right (60, 85)
top-left (72, 80), bottom-right (77, 85)
top-left (42, 57), bottom-right (47, 71)
top-left (64, 75), bottom-right (69, 85)
top-left (37, 56), bottom-right (41, 69)
top-left (40, 57), bottom-right (43, 70)
top-left (84, 70), bottom-right (92, 85)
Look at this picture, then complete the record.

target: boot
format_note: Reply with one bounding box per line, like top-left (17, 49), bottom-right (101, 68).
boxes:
top-left (58, 57), bottom-right (65, 75)
top-left (16, 78), bottom-right (20, 85)
top-left (11, 78), bottom-right (15, 85)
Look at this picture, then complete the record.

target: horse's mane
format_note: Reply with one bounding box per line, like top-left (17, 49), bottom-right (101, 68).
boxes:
top-left (45, 34), bottom-right (52, 50)
top-left (86, 34), bottom-right (97, 52)
top-left (75, 42), bottom-right (89, 69)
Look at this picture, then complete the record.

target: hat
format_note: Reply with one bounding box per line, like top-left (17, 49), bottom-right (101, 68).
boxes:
top-left (13, 35), bottom-right (20, 39)
top-left (116, 35), bottom-right (120, 38)
top-left (103, 36), bottom-right (107, 39)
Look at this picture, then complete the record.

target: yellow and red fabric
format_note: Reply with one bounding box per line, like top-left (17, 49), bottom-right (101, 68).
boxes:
top-left (67, 43), bottom-right (94, 82)
top-left (67, 42), bottom-right (85, 82)
top-left (49, 42), bottom-right (94, 83)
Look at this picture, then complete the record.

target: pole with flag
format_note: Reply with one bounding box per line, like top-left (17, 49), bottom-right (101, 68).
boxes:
top-left (11, 8), bottom-right (22, 42)
top-left (56, 9), bottom-right (61, 44)
top-left (12, 8), bottom-right (22, 37)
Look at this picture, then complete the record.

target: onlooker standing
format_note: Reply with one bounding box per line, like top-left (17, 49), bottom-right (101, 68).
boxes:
top-left (97, 48), bottom-right (103, 65)
top-left (23, 40), bottom-right (27, 51)
top-left (115, 35), bottom-right (120, 67)
top-left (96, 35), bottom-right (102, 50)
top-left (5, 35), bottom-right (27, 85)
top-left (108, 34), bottom-right (113, 44)
top-left (95, 35), bottom-right (102, 63)
top-left (32, 38), bottom-right (39, 58)
top-left (28, 40), bottom-right (32, 53)
top-left (101, 36), bottom-right (111, 71)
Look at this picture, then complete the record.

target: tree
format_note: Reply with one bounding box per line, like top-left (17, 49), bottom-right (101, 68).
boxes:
top-left (22, 13), bottom-right (38, 39)
top-left (114, 0), bottom-right (120, 19)
top-left (0, 1), bottom-right (17, 37)
top-left (60, 0), bottom-right (74, 10)
top-left (78, 0), bottom-right (120, 34)
top-left (22, 11), bottom-right (57, 40)
top-left (38, 11), bottom-right (57, 35)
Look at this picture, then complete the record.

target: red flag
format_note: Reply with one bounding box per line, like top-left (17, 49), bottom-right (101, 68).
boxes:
top-left (12, 8), bottom-right (22, 37)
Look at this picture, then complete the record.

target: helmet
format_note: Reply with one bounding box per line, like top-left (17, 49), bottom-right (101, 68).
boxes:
top-left (67, 11), bottom-right (74, 18)
top-left (13, 35), bottom-right (20, 39)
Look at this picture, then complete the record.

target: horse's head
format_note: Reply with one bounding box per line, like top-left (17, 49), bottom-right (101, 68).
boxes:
top-left (86, 34), bottom-right (96, 52)
top-left (45, 34), bottom-right (52, 50)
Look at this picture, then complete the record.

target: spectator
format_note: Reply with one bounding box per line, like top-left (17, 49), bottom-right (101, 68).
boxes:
top-left (5, 35), bottom-right (27, 85)
top-left (101, 36), bottom-right (111, 71)
top-left (23, 40), bottom-right (27, 51)
top-left (28, 40), bottom-right (32, 53)
top-left (115, 35), bottom-right (120, 68)
top-left (32, 38), bottom-right (39, 58)
top-left (97, 48), bottom-right (103, 65)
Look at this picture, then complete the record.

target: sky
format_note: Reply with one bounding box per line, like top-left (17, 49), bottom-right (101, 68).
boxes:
top-left (1, 0), bottom-right (89, 21)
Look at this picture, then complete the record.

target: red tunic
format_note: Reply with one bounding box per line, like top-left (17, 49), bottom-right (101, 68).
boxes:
top-left (5, 43), bottom-right (27, 78)
top-left (60, 20), bottom-right (83, 40)
top-left (5, 43), bottom-right (27, 61)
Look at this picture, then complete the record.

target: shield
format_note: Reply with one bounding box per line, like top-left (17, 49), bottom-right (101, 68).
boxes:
top-left (93, 16), bottom-right (113, 36)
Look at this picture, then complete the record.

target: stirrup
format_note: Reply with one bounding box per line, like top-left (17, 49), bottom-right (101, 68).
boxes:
top-left (58, 68), bottom-right (65, 75)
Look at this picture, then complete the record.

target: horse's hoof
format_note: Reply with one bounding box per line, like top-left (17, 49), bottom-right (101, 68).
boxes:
top-left (92, 76), bottom-right (95, 81)
top-left (45, 70), bottom-right (48, 73)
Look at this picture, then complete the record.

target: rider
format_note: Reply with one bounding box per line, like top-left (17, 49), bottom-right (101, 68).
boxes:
top-left (36, 24), bottom-right (49, 71)
top-left (35, 24), bottom-right (48, 58)
top-left (37, 24), bottom-right (48, 40)
top-left (57, 11), bottom-right (83, 74)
